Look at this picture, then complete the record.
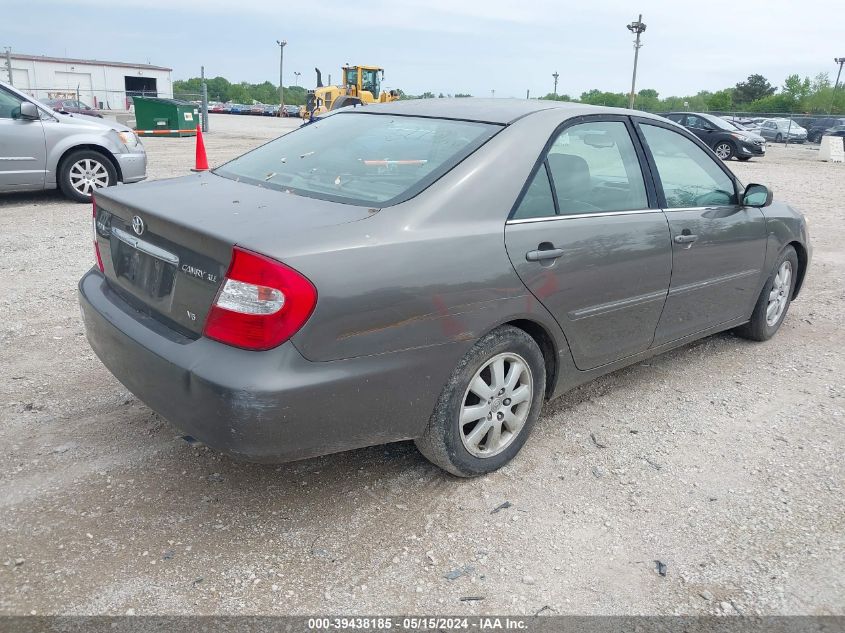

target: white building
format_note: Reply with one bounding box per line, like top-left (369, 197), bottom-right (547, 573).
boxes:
top-left (3, 53), bottom-right (173, 111)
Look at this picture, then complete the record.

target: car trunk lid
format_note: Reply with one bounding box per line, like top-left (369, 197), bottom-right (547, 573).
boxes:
top-left (93, 172), bottom-right (374, 336)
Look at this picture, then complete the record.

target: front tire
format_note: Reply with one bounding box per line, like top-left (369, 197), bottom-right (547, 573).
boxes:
top-left (737, 156), bottom-right (752, 161)
top-left (735, 246), bottom-right (798, 342)
top-left (775, 133), bottom-right (783, 143)
top-left (59, 150), bottom-right (117, 203)
top-left (713, 141), bottom-right (735, 160)
top-left (415, 326), bottom-right (546, 477)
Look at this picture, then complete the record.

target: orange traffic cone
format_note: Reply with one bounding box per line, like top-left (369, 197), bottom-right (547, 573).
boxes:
top-left (192, 124), bottom-right (209, 172)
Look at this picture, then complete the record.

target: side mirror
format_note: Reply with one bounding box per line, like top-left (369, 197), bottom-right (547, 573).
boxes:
top-left (743, 183), bottom-right (773, 208)
top-left (18, 102), bottom-right (39, 120)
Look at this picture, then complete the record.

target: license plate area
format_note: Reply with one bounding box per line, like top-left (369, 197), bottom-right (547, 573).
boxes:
top-left (112, 227), bottom-right (178, 299)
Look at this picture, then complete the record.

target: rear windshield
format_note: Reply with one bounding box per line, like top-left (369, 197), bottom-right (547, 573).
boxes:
top-left (214, 112), bottom-right (500, 206)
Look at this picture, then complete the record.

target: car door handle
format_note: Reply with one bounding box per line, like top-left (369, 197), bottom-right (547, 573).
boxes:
top-left (526, 248), bottom-right (565, 262)
top-left (674, 234), bottom-right (699, 244)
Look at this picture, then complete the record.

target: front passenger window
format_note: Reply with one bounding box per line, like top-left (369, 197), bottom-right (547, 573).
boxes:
top-left (640, 124), bottom-right (737, 208)
top-left (0, 89), bottom-right (23, 119)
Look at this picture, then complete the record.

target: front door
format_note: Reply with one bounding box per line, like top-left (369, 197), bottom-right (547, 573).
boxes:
top-left (636, 120), bottom-right (767, 345)
top-left (505, 117), bottom-right (672, 370)
top-left (0, 87), bottom-right (46, 190)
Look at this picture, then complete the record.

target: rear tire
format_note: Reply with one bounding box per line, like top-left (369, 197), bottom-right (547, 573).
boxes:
top-left (735, 246), bottom-right (798, 342)
top-left (415, 326), bottom-right (546, 477)
top-left (713, 141), bottom-right (735, 160)
top-left (58, 150), bottom-right (117, 203)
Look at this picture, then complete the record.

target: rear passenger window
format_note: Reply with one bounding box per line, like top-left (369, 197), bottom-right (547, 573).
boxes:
top-left (512, 165), bottom-right (555, 219)
top-left (546, 121), bottom-right (649, 215)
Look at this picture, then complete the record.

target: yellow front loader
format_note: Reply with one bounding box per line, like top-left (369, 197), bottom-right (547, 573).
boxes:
top-left (302, 65), bottom-right (400, 119)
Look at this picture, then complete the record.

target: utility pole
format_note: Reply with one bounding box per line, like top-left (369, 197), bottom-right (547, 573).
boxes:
top-left (831, 57), bottom-right (845, 114)
top-left (4, 47), bottom-right (12, 85)
top-left (294, 71), bottom-right (301, 87)
top-left (552, 71), bottom-right (559, 97)
top-left (276, 39), bottom-right (287, 106)
top-left (491, 89), bottom-right (495, 98)
top-left (200, 65), bottom-right (209, 133)
top-left (626, 14), bottom-right (646, 109)
top-left (526, 89), bottom-right (530, 99)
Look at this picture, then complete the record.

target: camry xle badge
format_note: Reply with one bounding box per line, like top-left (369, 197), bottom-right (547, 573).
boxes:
top-left (131, 215), bottom-right (145, 236)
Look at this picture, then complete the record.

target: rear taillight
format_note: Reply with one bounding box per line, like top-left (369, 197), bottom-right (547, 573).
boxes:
top-left (203, 247), bottom-right (317, 351)
top-left (92, 200), bottom-right (104, 273)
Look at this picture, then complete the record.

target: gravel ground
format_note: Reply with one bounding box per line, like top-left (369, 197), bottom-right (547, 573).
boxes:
top-left (1, 114), bottom-right (842, 616)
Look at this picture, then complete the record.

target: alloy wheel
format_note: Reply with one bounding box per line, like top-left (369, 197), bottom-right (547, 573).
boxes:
top-left (69, 158), bottom-right (110, 197)
top-left (714, 142), bottom-right (732, 159)
top-left (766, 261), bottom-right (792, 326)
top-left (459, 352), bottom-right (533, 458)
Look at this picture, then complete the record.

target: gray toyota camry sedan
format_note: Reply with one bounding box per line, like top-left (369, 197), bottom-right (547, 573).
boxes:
top-left (79, 99), bottom-right (810, 476)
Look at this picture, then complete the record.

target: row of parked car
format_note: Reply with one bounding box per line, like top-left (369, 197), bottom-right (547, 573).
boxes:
top-left (723, 116), bottom-right (845, 143)
top-left (209, 102), bottom-right (301, 117)
top-left (660, 111), bottom-right (845, 162)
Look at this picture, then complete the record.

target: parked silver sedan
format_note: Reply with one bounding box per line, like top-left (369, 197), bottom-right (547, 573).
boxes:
top-left (0, 81), bottom-right (146, 201)
top-left (758, 118), bottom-right (808, 143)
top-left (79, 99), bottom-right (810, 476)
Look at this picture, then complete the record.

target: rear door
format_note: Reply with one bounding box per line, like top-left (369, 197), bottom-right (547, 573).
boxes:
top-left (759, 120), bottom-right (776, 141)
top-left (505, 115), bottom-right (672, 370)
top-left (0, 86), bottom-right (47, 190)
top-left (634, 119), bottom-right (767, 345)
top-left (684, 114), bottom-right (716, 145)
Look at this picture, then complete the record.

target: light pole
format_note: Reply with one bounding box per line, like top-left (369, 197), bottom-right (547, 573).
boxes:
top-left (552, 71), bottom-right (559, 97)
top-left (3, 47), bottom-right (12, 85)
top-left (832, 57), bottom-right (845, 114)
top-left (276, 39), bottom-right (287, 106)
top-left (626, 14), bottom-right (646, 109)
top-left (294, 71), bottom-right (301, 87)
top-left (491, 89), bottom-right (495, 98)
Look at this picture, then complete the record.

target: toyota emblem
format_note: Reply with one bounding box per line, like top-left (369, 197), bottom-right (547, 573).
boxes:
top-left (131, 215), bottom-right (145, 236)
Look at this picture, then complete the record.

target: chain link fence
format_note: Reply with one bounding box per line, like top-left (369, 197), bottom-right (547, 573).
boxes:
top-left (14, 86), bottom-right (177, 111)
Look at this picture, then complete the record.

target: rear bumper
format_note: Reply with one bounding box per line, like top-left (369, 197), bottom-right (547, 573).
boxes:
top-left (115, 151), bottom-right (147, 184)
top-left (78, 269), bottom-right (463, 462)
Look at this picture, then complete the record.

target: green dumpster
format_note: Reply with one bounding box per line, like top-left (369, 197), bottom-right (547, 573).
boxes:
top-left (132, 96), bottom-right (199, 137)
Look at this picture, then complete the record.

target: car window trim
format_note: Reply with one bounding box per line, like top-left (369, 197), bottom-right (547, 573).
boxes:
top-left (630, 116), bottom-right (741, 210)
top-left (507, 113), bottom-right (658, 221)
top-left (506, 208), bottom-right (662, 225)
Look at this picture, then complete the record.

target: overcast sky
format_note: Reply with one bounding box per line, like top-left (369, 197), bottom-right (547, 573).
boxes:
top-left (2, 0), bottom-right (841, 98)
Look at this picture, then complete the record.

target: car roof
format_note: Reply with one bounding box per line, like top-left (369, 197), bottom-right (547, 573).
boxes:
top-left (665, 111), bottom-right (716, 118)
top-left (350, 98), bottom-right (666, 125)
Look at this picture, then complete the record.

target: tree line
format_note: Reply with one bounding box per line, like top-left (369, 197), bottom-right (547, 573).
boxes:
top-left (540, 73), bottom-right (844, 114)
top-left (173, 77), bottom-right (309, 105)
top-left (173, 72), bottom-right (843, 114)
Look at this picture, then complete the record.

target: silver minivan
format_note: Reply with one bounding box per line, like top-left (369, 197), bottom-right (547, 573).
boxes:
top-left (0, 81), bottom-right (147, 202)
